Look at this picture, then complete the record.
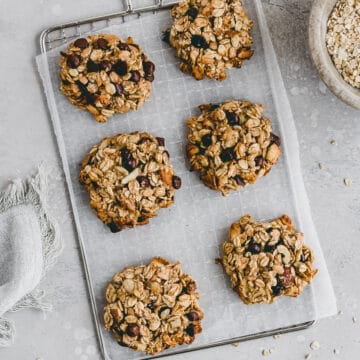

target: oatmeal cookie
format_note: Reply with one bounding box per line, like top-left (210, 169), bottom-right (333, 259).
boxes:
top-left (187, 100), bottom-right (281, 195)
top-left (219, 214), bottom-right (318, 304)
top-left (104, 257), bottom-right (204, 355)
top-left (59, 34), bottom-right (155, 122)
top-left (164, 0), bottom-right (254, 80)
top-left (79, 132), bottom-right (181, 232)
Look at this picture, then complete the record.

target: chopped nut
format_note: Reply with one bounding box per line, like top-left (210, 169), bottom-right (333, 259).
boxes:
top-left (318, 163), bottom-right (324, 170)
top-left (310, 340), bottom-right (320, 350)
top-left (344, 178), bottom-right (352, 186)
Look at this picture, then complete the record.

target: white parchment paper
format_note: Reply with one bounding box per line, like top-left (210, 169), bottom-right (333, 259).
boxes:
top-left (36, 1), bottom-right (336, 359)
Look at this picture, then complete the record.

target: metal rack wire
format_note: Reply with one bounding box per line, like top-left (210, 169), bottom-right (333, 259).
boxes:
top-left (40, 0), bottom-right (178, 52)
top-left (39, 1), bottom-right (315, 358)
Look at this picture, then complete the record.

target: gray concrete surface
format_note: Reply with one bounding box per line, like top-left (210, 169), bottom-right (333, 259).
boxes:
top-left (0, 0), bottom-right (359, 359)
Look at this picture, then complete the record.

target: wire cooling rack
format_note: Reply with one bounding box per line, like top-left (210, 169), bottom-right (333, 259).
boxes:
top-left (39, 1), bottom-right (315, 359)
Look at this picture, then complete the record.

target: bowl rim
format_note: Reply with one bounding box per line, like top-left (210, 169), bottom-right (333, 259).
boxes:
top-left (309, 0), bottom-right (360, 110)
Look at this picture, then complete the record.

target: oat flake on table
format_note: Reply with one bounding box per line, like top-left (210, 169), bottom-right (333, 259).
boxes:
top-left (326, 0), bottom-right (360, 89)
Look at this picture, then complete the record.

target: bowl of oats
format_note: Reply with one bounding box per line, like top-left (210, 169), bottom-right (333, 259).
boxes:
top-left (309, 0), bottom-right (360, 109)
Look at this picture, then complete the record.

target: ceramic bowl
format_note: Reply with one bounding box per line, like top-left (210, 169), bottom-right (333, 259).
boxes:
top-left (309, 0), bottom-right (360, 109)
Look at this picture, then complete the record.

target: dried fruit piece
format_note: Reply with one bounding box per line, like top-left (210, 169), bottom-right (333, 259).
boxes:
top-left (165, 0), bottom-right (254, 80)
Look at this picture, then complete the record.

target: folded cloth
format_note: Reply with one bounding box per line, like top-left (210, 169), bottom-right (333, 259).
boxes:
top-left (0, 166), bottom-right (62, 346)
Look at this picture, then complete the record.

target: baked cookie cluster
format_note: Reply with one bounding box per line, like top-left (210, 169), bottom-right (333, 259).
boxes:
top-left (54, 1), bottom-right (319, 355)
top-left (79, 132), bottom-right (181, 232)
top-left (104, 257), bottom-right (204, 355)
top-left (219, 214), bottom-right (318, 304)
top-left (164, 0), bottom-right (254, 80)
top-left (187, 100), bottom-right (281, 195)
top-left (59, 34), bottom-right (155, 122)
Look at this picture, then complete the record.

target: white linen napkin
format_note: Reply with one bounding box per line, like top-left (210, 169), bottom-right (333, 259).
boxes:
top-left (0, 166), bottom-right (62, 346)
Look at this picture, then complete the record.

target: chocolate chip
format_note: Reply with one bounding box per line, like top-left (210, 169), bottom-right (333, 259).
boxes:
top-left (201, 133), bottom-right (212, 147)
top-left (185, 324), bottom-right (195, 336)
top-left (121, 148), bottom-right (131, 161)
top-left (97, 38), bottom-right (108, 49)
top-left (113, 60), bottom-right (128, 76)
top-left (225, 111), bottom-right (240, 126)
top-left (100, 60), bottom-right (112, 72)
top-left (125, 158), bottom-right (136, 172)
top-left (266, 227), bottom-right (273, 233)
top-left (270, 133), bottom-right (281, 146)
top-left (143, 61), bottom-right (155, 82)
top-left (254, 155), bottom-right (264, 167)
top-left (114, 83), bottom-right (124, 96)
top-left (156, 137), bottom-right (165, 146)
top-left (136, 176), bottom-right (150, 187)
top-left (146, 302), bottom-right (155, 311)
top-left (117, 42), bottom-right (130, 51)
top-left (87, 60), bottom-right (99, 72)
top-left (191, 35), bottom-right (208, 49)
top-left (67, 54), bottom-right (81, 68)
top-left (220, 147), bottom-right (236, 162)
top-left (118, 342), bottom-right (128, 347)
top-left (162, 29), bottom-right (170, 44)
top-left (62, 80), bottom-right (70, 86)
top-left (130, 70), bottom-right (141, 83)
top-left (74, 38), bottom-right (89, 49)
top-left (186, 6), bottom-right (199, 20)
top-left (248, 241), bottom-right (261, 254)
top-left (108, 221), bottom-right (121, 233)
top-left (172, 176), bottom-right (182, 189)
top-left (186, 311), bottom-right (200, 321)
top-left (209, 16), bottom-right (216, 27)
top-left (126, 324), bottom-right (140, 337)
top-left (75, 81), bottom-right (94, 104)
top-left (209, 103), bottom-right (220, 111)
top-left (271, 281), bottom-right (284, 296)
top-left (264, 244), bottom-right (276, 253)
top-left (233, 175), bottom-right (245, 186)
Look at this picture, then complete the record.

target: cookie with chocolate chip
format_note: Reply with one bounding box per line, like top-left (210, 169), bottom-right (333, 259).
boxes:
top-left (59, 34), bottom-right (155, 122)
top-left (104, 257), bottom-right (204, 355)
top-left (186, 100), bottom-right (281, 195)
top-left (79, 132), bottom-right (181, 231)
top-left (219, 214), bottom-right (318, 304)
top-left (164, 0), bottom-right (254, 80)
